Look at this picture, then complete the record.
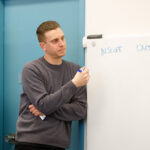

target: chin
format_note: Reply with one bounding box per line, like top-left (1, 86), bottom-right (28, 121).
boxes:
top-left (59, 51), bottom-right (66, 56)
top-left (57, 53), bottom-right (65, 58)
top-left (60, 53), bottom-right (66, 57)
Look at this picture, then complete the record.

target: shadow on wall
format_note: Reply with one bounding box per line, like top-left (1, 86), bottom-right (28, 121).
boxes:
top-left (4, 0), bottom-right (78, 5)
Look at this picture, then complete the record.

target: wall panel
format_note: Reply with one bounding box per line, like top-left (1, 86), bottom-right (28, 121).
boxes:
top-left (0, 0), bottom-right (4, 150)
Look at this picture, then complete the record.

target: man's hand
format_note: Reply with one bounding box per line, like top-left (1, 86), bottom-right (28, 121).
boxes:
top-left (72, 67), bottom-right (90, 87)
top-left (29, 104), bottom-right (44, 116)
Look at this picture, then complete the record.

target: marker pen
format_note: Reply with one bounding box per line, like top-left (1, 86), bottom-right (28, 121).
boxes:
top-left (78, 69), bottom-right (83, 72)
top-left (78, 67), bottom-right (86, 72)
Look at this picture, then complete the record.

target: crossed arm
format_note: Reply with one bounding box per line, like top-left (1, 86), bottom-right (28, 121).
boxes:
top-left (23, 65), bottom-right (89, 121)
top-left (29, 86), bottom-right (87, 121)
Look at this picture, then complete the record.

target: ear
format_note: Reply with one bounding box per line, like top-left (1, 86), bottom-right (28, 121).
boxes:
top-left (40, 42), bottom-right (46, 52)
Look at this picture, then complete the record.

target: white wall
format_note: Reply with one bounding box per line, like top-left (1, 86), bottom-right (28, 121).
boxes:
top-left (85, 0), bottom-right (150, 36)
top-left (85, 1), bottom-right (150, 150)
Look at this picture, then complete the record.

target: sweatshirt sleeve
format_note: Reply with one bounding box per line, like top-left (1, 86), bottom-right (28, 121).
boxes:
top-left (22, 65), bottom-right (77, 115)
top-left (50, 86), bottom-right (87, 121)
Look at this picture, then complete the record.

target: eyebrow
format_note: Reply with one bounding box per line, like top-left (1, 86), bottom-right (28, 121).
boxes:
top-left (50, 35), bottom-right (64, 41)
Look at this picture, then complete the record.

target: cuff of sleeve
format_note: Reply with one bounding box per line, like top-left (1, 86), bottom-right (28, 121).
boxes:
top-left (64, 80), bottom-right (77, 94)
top-left (69, 80), bottom-right (78, 93)
top-left (70, 81), bottom-right (77, 91)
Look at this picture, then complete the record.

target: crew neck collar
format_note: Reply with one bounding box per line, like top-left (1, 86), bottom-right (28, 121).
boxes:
top-left (40, 56), bottom-right (64, 69)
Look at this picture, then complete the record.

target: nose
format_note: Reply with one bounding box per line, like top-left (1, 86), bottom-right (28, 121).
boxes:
top-left (59, 39), bottom-right (65, 46)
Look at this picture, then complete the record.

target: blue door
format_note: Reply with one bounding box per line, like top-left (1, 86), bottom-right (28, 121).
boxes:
top-left (3, 0), bottom-right (85, 150)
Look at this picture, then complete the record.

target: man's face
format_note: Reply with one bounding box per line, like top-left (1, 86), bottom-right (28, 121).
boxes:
top-left (41, 28), bottom-right (67, 59)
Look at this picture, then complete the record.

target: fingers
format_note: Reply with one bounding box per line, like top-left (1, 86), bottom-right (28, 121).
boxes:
top-left (29, 104), bottom-right (34, 109)
top-left (83, 69), bottom-right (89, 75)
top-left (72, 66), bottom-right (90, 87)
top-left (31, 109), bottom-right (40, 116)
top-left (28, 104), bottom-right (43, 116)
top-left (83, 68), bottom-right (90, 84)
top-left (84, 74), bottom-right (90, 84)
top-left (81, 67), bottom-right (89, 78)
top-left (79, 66), bottom-right (89, 73)
top-left (80, 66), bottom-right (86, 71)
top-left (29, 104), bottom-right (36, 113)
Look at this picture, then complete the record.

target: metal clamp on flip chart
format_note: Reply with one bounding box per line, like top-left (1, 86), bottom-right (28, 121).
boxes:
top-left (82, 34), bottom-right (103, 48)
top-left (87, 34), bottom-right (103, 39)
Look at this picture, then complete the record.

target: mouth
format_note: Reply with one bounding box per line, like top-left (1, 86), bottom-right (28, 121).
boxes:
top-left (59, 49), bottom-right (66, 52)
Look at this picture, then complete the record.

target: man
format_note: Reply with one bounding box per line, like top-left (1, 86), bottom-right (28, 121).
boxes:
top-left (15, 21), bottom-right (89, 150)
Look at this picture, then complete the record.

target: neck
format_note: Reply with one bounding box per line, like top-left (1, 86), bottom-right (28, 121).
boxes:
top-left (44, 55), bottom-right (62, 65)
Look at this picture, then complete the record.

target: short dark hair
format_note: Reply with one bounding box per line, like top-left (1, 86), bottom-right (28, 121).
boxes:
top-left (36, 21), bottom-right (60, 42)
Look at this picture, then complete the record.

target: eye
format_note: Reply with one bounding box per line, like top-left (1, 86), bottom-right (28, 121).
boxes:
top-left (52, 39), bottom-right (59, 44)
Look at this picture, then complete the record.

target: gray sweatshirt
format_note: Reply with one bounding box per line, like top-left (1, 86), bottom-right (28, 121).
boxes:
top-left (15, 57), bottom-right (87, 148)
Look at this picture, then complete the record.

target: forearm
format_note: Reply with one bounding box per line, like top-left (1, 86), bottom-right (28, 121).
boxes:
top-left (28, 86), bottom-right (87, 120)
top-left (50, 86), bottom-right (87, 121)
top-left (25, 81), bottom-right (77, 115)
top-left (50, 101), bottom-right (87, 121)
